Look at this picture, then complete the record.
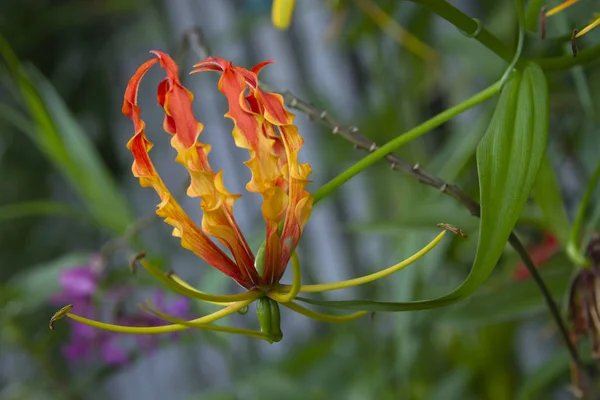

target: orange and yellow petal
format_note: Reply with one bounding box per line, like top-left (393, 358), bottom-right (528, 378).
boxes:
top-left (192, 57), bottom-right (312, 284)
top-left (122, 56), bottom-right (246, 285)
top-left (150, 51), bottom-right (259, 286)
top-left (253, 88), bottom-right (313, 283)
top-left (193, 58), bottom-right (292, 282)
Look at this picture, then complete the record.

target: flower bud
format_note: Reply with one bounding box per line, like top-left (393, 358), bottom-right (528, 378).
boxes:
top-left (256, 297), bottom-right (283, 343)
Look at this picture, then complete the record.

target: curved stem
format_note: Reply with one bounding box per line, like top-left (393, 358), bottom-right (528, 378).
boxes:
top-left (140, 260), bottom-right (260, 303)
top-left (508, 233), bottom-right (581, 364)
top-left (407, 0), bottom-right (518, 66)
top-left (140, 299), bottom-right (269, 341)
top-left (568, 159), bottom-right (600, 267)
top-left (63, 298), bottom-right (255, 334)
top-left (278, 301), bottom-right (368, 323)
top-left (279, 231), bottom-right (446, 293)
top-left (500, 0), bottom-right (525, 86)
top-left (268, 252), bottom-right (302, 302)
top-left (312, 81), bottom-right (501, 204)
top-left (407, 0), bottom-right (600, 71)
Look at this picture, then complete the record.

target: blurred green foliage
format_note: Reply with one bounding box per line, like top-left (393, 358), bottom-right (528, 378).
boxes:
top-left (1, 0), bottom-right (600, 399)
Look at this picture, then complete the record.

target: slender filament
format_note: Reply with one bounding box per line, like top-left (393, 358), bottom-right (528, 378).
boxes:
top-left (64, 298), bottom-right (257, 334)
top-left (546, 0), bottom-right (579, 16)
top-left (168, 272), bottom-right (234, 305)
top-left (140, 260), bottom-right (260, 303)
top-left (278, 230), bottom-right (446, 294)
top-left (577, 17), bottom-right (600, 37)
top-left (278, 301), bottom-right (368, 323)
top-left (142, 298), bottom-right (271, 342)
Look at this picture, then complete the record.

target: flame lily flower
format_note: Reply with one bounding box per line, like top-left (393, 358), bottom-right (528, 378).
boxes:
top-left (546, 0), bottom-right (600, 38)
top-left (50, 51), bottom-right (449, 343)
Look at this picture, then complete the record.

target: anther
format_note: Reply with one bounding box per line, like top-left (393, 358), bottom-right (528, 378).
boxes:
top-left (350, 126), bottom-right (359, 133)
top-left (437, 223), bottom-right (468, 238)
top-left (166, 270), bottom-right (175, 278)
top-left (290, 97), bottom-right (298, 107)
top-left (369, 143), bottom-right (377, 152)
top-left (439, 183), bottom-right (448, 192)
top-left (571, 29), bottom-right (579, 57)
top-left (319, 111), bottom-right (327, 120)
top-left (390, 163), bottom-right (397, 170)
top-left (412, 163), bottom-right (420, 171)
top-left (129, 251), bottom-right (146, 273)
top-left (332, 126), bottom-right (340, 135)
top-left (49, 304), bottom-right (73, 331)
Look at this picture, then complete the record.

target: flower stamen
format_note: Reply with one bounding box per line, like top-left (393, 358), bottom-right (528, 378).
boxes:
top-left (577, 16), bottom-right (600, 37)
top-left (49, 297), bottom-right (256, 335)
top-left (140, 259), bottom-right (261, 303)
top-left (278, 230), bottom-right (446, 294)
top-left (167, 271), bottom-right (236, 305)
top-left (546, 0), bottom-right (580, 16)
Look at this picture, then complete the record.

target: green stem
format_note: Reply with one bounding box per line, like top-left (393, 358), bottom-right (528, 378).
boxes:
top-left (407, 0), bottom-right (600, 71)
top-left (408, 0), bottom-right (518, 66)
top-left (568, 159), bottom-right (600, 267)
top-left (500, 0), bottom-right (526, 86)
top-left (312, 81), bottom-right (502, 204)
top-left (535, 43), bottom-right (600, 71)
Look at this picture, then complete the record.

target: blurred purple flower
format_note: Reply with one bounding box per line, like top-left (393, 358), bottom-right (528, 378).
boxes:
top-left (50, 256), bottom-right (191, 366)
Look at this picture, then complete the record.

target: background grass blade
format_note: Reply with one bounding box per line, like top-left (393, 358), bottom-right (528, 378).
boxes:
top-left (0, 35), bottom-right (132, 234)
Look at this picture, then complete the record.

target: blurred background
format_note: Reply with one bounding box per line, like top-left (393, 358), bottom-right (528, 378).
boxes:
top-left (1, 0), bottom-right (599, 399)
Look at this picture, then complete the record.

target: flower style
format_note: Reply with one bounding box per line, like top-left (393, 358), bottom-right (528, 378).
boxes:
top-left (546, 0), bottom-right (600, 38)
top-left (50, 51), bottom-right (449, 343)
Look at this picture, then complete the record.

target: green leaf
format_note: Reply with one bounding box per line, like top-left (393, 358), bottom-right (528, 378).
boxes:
top-left (297, 64), bottom-right (549, 312)
top-left (0, 34), bottom-right (133, 234)
top-left (531, 155), bottom-right (572, 246)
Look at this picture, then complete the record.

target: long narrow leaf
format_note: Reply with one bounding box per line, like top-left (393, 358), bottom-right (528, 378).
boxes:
top-left (298, 64), bottom-right (549, 312)
top-left (0, 35), bottom-right (132, 234)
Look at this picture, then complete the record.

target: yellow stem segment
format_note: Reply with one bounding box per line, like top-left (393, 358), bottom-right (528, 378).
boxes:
top-left (267, 252), bottom-right (301, 303)
top-left (140, 260), bottom-right (259, 303)
top-left (278, 301), bottom-right (368, 323)
top-left (279, 230), bottom-right (446, 294)
top-left (577, 17), bottom-right (600, 37)
top-left (64, 298), bottom-right (257, 334)
top-left (546, 0), bottom-right (580, 16)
